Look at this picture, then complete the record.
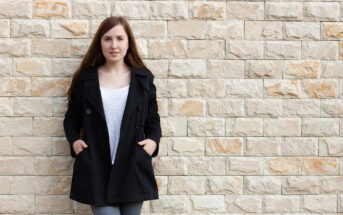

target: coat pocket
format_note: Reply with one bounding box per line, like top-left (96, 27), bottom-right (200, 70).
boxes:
top-left (74, 147), bottom-right (89, 176)
top-left (138, 146), bottom-right (152, 160)
top-left (75, 148), bottom-right (85, 158)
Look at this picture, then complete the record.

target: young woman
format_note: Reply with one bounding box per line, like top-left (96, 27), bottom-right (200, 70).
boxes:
top-left (63, 16), bottom-right (162, 215)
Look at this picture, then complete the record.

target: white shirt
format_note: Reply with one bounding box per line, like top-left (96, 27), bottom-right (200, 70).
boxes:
top-left (100, 85), bottom-right (129, 165)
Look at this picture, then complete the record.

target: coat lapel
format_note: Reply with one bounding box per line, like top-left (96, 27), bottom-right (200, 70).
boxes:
top-left (80, 64), bottom-right (148, 123)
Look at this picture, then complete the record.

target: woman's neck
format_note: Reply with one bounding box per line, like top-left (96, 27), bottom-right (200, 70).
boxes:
top-left (102, 61), bottom-right (130, 75)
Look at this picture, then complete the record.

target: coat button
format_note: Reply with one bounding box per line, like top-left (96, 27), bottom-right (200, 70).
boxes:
top-left (86, 109), bottom-right (92, 114)
top-left (137, 105), bottom-right (141, 112)
top-left (135, 125), bottom-right (139, 129)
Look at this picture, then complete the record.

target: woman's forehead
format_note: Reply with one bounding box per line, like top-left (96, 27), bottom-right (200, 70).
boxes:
top-left (103, 25), bottom-right (127, 37)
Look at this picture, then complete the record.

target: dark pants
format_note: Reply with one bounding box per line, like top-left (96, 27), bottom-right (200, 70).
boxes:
top-left (91, 201), bottom-right (143, 215)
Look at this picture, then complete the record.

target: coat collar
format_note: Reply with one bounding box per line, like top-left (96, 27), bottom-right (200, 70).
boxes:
top-left (79, 64), bottom-right (149, 124)
top-left (78, 64), bottom-right (148, 81)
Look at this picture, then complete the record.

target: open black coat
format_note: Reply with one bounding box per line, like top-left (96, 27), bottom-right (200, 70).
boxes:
top-left (63, 64), bottom-right (161, 206)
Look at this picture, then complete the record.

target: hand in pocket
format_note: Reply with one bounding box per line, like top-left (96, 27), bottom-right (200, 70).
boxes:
top-left (72, 139), bottom-right (88, 155)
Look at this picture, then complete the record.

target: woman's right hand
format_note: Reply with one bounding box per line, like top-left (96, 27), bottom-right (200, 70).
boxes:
top-left (72, 139), bottom-right (88, 155)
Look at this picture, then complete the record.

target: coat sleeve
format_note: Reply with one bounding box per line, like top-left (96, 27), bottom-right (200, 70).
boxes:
top-left (63, 80), bottom-right (83, 158)
top-left (144, 73), bottom-right (162, 157)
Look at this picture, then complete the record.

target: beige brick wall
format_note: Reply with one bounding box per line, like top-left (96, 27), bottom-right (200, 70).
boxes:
top-left (0, 0), bottom-right (342, 214)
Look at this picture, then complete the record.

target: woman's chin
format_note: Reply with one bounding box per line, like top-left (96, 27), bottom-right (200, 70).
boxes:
top-left (105, 57), bottom-right (123, 63)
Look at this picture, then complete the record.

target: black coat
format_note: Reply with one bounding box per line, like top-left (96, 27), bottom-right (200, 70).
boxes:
top-left (63, 64), bottom-right (162, 206)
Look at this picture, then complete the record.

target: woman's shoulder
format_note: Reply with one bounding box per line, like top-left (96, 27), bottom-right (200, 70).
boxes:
top-left (141, 67), bottom-right (154, 80)
top-left (77, 65), bottom-right (98, 82)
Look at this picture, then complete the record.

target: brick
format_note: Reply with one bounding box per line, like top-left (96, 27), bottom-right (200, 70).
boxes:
top-left (246, 99), bottom-right (282, 117)
top-left (189, 1), bottom-right (225, 20)
top-left (11, 19), bottom-right (49, 37)
top-left (303, 157), bottom-right (339, 175)
top-left (168, 137), bottom-right (205, 156)
top-left (283, 99), bottom-right (320, 117)
top-left (150, 195), bottom-right (191, 213)
top-left (282, 176), bottom-right (320, 194)
top-left (227, 158), bottom-right (263, 175)
top-left (208, 99), bottom-right (244, 117)
top-left (0, 0), bottom-right (31, 18)
top-left (35, 195), bottom-right (72, 213)
top-left (206, 137), bottom-right (243, 155)
top-left (303, 41), bottom-right (338, 59)
top-left (319, 137), bottom-right (343, 156)
top-left (207, 176), bottom-right (242, 194)
top-left (32, 39), bottom-right (70, 57)
top-left (265, 157), bottom-right (302, 175)
top-left (302, 118), bottom-right (339, 136)
top-left (149, 39), bottom-right (187, 58)
top-left (263, 195), bottom-right (299, 213)
top-left (188, 79), bottom-right (226, 98)
top-left (265, 2), bottom-right (303, 20)
top-left (0, 195), bottom-right (34, 213)
top-left (0, 38), bottom-right (30, 57)
top-left (34, 0), bottom-right (70, 18)
top-left (188, 118), bottom-right (225, 136)
top-left (226, 118), bottom-right (263, 136)
top-left (225, 195), bottom-right (262, 213)
top-left (304, 2), bottom-right (340, 21)
top-left (206, 20), bottom-right (243, 39)
top-left (0, 157), bottom-right (34, 175)
top-left (72, 0), bottom-right (109, 19)
top-left (34, 156), bottom-right (73, 175)
top-left (245, 137), bottom-right (281, 156)
top-left (168, 176), bottom-right (206, 194)
top-left (168, 20), bottom-right (206, 39)
top-left (301, 194), bottom-right (337, 212)
top-left (246, 60), bottom-right (283, 78)
top-left (265, 79), bottom-right (301, 98)
top-left (284, 60), bottom-right (320, 78)
top-left (150, 1), bottom-right (188, 20)
top-left (0, 117), bottom-right (32, 136)
top-left (187, 40), bottom-right (225, 59)
top-left (0, 97), bottom-right (13, 116)
top-left (265, 41), bottom-right (302, 59)
top-left (13, 137), bottom-right (51, 156)
top-left (245, 21), bottom-right (282, 40)
top-left (169, 99), bottom-right (206, 117)
top-left (161, 117), bottom-right (187, 136)
top-left (244, 176), bottom-right (281, 194)
top-left (227, 40), bottom-right (264, 59)
top-left (284, 22), bottom-right (320, 40)
top-left (281, 137), bottom-right (318, 156)
top-left (51, 20), bottom-right (89, 38)
top-left (264, 118), bottom-right (301, 136)
top-left (208, 60), bottom-right (244, 79)
top-left (112, 1), bottom-right (148, 19)
top-left (190, 195), bottom-right (226, 213)
top-left (227, 2), bottom-right (264, 20)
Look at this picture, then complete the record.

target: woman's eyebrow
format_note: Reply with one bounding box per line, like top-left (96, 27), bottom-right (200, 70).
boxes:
top-left (104, 35), bottom-right (124, 38)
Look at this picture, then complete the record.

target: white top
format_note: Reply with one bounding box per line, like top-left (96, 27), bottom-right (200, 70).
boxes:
top-left (100, 85), bottom-right (129, 165)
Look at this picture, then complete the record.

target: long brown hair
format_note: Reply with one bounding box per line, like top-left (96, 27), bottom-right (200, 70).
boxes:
top-left (66, 16), bottom-right (148, 104)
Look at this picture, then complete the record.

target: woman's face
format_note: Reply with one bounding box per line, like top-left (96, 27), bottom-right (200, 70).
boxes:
top-left (101, 24), bottom-right (129, 64)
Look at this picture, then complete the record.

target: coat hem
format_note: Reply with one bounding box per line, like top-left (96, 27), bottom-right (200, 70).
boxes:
top-left (69, 192), bottom-right (159, 206)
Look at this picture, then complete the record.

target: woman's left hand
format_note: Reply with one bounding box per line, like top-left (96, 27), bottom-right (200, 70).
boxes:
top-left (138, 138), bottom-right (157, 156)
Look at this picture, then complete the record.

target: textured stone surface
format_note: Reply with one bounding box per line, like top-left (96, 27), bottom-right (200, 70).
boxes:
top-left (0, 0), bottom-right (342, 214)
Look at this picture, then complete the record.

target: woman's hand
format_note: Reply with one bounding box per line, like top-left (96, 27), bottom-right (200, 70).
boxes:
top-left (138, 138), bottom-right (157, 156)
top-left (72, 139), bottom-right (88, 155)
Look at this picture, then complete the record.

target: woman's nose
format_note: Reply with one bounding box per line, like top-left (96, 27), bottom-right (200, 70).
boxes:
top-left (111, 41), bottom-right (118, 48)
